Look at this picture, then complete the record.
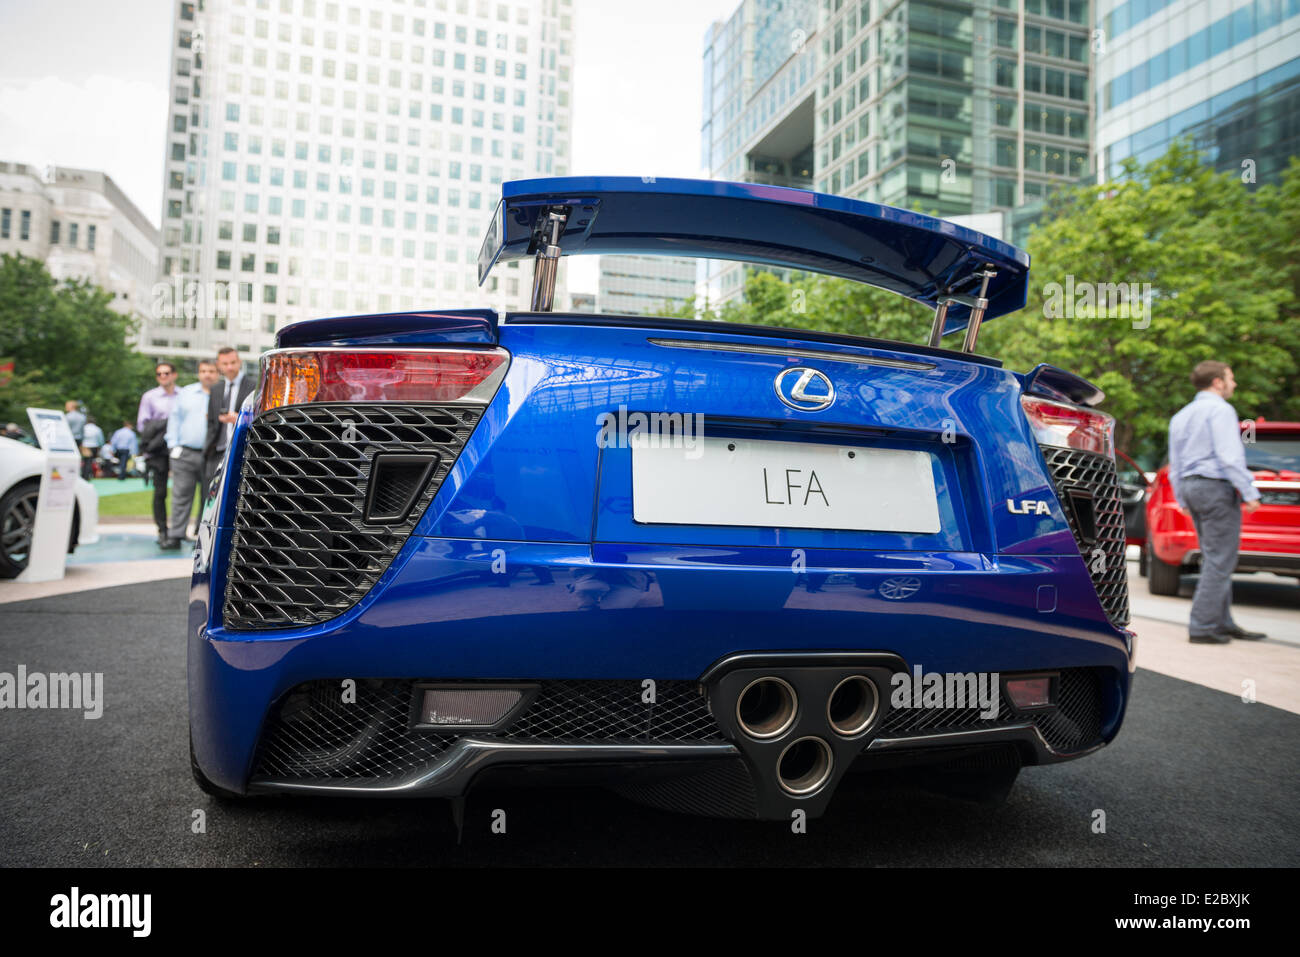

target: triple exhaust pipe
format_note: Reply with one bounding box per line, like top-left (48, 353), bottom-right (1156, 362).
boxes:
top-left (734, 675), bottom-right (880, 796)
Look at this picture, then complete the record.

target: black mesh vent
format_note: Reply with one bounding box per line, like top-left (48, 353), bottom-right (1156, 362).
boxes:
top-left (499, 680), bottom-right (722, 741)
top-left (254, 679), bottom-right (456, 779)
top-left (223, 403), bottom-right (483, 631)
top-left (1040, 446), bottom-right (1131, 626)
top-left (881, 691), bottom-right (1016, 736)
top-left (878, 667), bottom-right (1105, 755)
top-left (252, 679), bottom-right (725, 782)
top-left (366, 454), bottom-right (438, 522)
top-left (1031, 667), bottom-right (1104, 753)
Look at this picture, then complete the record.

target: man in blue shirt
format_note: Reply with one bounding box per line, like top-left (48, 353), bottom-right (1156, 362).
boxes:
top-left (161, 359), bottom-right (220, 549)
top-left (1167, 360), bottom-right (1264, 643)
top-left (108, 422), bottom-right (138, 479)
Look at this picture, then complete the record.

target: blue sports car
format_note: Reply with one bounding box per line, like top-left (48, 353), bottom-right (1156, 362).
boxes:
top-left (188, 177), bottom-right (1135, 820)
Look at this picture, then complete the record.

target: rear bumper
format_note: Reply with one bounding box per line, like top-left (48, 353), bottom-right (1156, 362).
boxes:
top-left (189, 534), bottom-right (1135, 810)
top-left (249, 720), bottom-right (1095, 801)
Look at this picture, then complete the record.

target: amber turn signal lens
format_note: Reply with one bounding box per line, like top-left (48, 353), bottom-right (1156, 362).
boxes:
top-left (256, 349), bottom-right (508, 414)
top-left (258, 352), bottom-right (322, 414)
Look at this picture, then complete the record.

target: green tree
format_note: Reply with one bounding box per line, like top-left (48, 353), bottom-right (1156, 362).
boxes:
top-left (672, 143), bottom-right (1299, 462)
top-left (980, 142), bottom-right (1299, 459)
top-left (0, 253), bottom-right (158, 431)
top-left (668, 268), bottom-right (932, 342)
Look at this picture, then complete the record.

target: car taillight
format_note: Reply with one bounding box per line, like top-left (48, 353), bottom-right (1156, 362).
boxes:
top-left (1020, 395), bottom-right (1115, 458)
top-left (257, 348), bottom-right (509, 414)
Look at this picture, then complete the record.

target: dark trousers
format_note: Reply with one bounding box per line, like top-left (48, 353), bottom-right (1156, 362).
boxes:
top-left (1182, 476), bottom-right (1242, 634)
top-left (146, 454), bottom-right (170, 537)
top-left (113, 451), bottom-right (131, 479)
top-left (80, 451), bottom-right (97, 481)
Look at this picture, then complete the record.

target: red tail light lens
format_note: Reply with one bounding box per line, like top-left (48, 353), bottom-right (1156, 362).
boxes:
top-left (1020, 395), bottom-right (1115, 458)
top-left (257, 348), bottom-right (508, 414)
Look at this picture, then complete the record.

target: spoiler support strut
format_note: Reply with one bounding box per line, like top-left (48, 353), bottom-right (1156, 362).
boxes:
top-left (961, 265), bottom-right (998, 353)
top-left (927, 264), bottom-right (998, 351)
top-left (529, 208), bottom-right (569, 312)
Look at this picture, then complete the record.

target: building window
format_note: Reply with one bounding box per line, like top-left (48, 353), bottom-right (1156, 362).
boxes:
top-left (68, 223), bottom-right (79, 246)
top-left (995, 138), bottom-right (1017, 168)
top-left (50, 221), bottom-right (60, 244)
top-left (995, 58), bottom-right (1017, 89)
top-left (996, 18), bottom-right (1017, 48)
top-left (0, 208), bottom-right (9, 239)
top-left (87, 225), bottom-right (96, 251)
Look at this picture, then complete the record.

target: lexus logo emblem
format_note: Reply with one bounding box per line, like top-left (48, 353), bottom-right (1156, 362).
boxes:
top-left (774, 367), bottom-right (835, 411)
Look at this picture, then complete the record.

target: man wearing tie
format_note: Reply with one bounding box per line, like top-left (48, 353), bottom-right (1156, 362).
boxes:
top-left (204, 346), bottom-right (256, 492)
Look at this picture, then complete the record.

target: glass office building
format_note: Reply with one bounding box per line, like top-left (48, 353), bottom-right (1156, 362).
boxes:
top-left (702, 0), bottom-right (1094, 301)
top-left (1095, 0), bottom-right (1300, 185)
top-left (151, 0), bottom-right (574, 360)
top-left (598, 255), bottom-right (699, 317)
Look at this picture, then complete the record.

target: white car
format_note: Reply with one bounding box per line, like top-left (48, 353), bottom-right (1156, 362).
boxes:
top-left (0, 435), bottom-right (100, 578)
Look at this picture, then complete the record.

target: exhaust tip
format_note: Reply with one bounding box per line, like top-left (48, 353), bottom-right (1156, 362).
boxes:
top-left (736, 676), bottom-right (798, 740)
top-left (777, 737), bottom-right (834, 796)
top-left (827, 675), bottom-right (880, 737)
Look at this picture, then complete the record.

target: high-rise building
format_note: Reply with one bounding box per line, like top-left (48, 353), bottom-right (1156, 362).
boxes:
top-left (151, 0), bottom-right (575, 361)
top-left (702, 0), bottom-right (1094, 301)
top-left (1094, 0), bottom-right (1300, 185)
top-left (597, 255), bottom-right (698, 316)
top-left (0, 162), bottom-right (160, 324)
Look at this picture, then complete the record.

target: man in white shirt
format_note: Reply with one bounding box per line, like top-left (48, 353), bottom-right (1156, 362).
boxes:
top-left (161, 359), bottom-right (220, 548)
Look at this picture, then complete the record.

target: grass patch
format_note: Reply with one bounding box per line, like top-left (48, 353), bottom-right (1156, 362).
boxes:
top-left (97, 487), bottom-right (203, 520)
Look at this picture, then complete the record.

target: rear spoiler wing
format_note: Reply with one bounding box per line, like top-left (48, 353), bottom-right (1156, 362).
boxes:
top-left (477, 176), bottom-right (1030, 347)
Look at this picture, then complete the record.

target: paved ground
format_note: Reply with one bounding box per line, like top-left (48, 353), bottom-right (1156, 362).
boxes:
top-left (1126, 556), bottom-right (1300, 647)
top-left (1, 579), bottom-right (1297, 867)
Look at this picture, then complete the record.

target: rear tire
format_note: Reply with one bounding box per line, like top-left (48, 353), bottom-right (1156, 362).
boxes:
top-left (1147, 546), bottom-right (1182, 596)
top-left (1138, 543), bottom-right (1148, 577)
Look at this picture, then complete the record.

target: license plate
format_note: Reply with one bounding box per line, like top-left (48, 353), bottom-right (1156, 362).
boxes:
top-left (631, 436), bottom-right (941, 534)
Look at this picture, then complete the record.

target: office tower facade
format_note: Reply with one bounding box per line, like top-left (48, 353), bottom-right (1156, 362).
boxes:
top-left (1094, 0), bottom-right (1300, 185)
top-left (0, 161), bottom-right (160, 323)
top-left (151, 0), bottom-right (574, 361)
top-left (702, 0), bottom-right (1094, 301)
top-left (597, 255), bottom-right (698, 317)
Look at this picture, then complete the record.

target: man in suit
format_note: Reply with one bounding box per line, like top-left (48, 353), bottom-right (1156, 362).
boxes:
top-left (204, 347), bottom-right (255, 490)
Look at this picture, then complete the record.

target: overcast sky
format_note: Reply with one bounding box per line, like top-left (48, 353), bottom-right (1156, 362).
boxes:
top-left (0, 0), bottom-right (739, 291)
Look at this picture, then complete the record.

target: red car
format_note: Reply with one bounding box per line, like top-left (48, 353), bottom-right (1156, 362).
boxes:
top-left (1143, 419), bottom-right (1300, 595)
